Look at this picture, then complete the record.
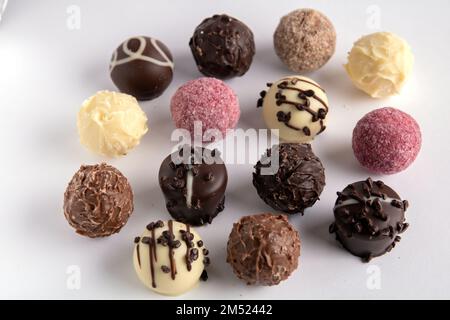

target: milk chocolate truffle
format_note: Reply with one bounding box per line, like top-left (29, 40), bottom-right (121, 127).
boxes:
top-left (133, 220), bottom-right (210, 296)
top-left (159, 146), bottom-right (228, 226)
top-left (253, 143), bottom-right (325, 214)
top-left (227, 213), bottom-right (300, 286)
top-left (189, 14), bottom-right (255, 79)
top-left (63, 163), bottom-right (134, 238)
top-left (257, 75), bottom-right (329, 143)
top-left (110, 36), bottom-right (174, 100)
top-left (329, 178), bottom-right (409, 262)
top-left (274, 9), bottom-right (336, 72)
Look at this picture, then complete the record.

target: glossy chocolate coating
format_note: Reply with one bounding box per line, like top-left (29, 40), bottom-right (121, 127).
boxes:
top-left (159, 146), bottom-right (227, 226)
top-left (253, 143), bottom-right (325, 214)
top-left (329, 178), bottom-right (409, 262)
top-left (110, 36), bottom-right (173, 101)
top-left (189, 14), bottom-right (255, 79)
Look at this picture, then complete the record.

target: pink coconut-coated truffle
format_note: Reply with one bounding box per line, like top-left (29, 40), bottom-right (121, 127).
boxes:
top-left (352, 107), bottom-right (421, 174)
top-left (170, 77), bottom-right (240, 142)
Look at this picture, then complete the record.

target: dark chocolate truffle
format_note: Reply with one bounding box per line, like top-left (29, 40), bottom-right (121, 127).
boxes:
top-left (253, 143), bottom-right (325, 214)
top-left (329, 178), bottom-right (409, 262)
top-left (110, 36), bottom-right (174, 101)
top-left (227, 213), bottom-right (300, 286)
top-left (63, 163), bottom-right (134, 238)
top-left (189, 14), bottom-right (255, 79)
top-left (159, 146), bottom-right (227, 226)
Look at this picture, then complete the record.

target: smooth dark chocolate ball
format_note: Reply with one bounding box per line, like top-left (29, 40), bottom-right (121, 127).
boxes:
top-left (329, 178), bottom-right (409, 262)
top-left (189, 14), bottom-right (255, 79)
top-left (159, 146), bottom-right (228, 226)
top-left (110, 36), bottom-right (174, 101)
top-left (253, 143), bottom-right (325, 214)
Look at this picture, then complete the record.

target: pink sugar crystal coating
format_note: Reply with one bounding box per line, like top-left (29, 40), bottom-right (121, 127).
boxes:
top-left (170, 77), bottom-right (240, 142)
top-left (352, 107), bottom-right (421, 174)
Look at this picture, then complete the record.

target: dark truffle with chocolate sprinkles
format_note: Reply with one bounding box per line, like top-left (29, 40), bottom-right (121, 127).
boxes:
top-left (329, 178), bottom-right (409, 262)
top-left (189, 14), bottom-right (255, 79)
top-left (253, 143), bottom-right (325, 214)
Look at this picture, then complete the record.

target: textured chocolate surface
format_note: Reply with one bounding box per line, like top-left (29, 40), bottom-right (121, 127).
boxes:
top-left (189, 14), bottom-right (255, 79)
top-left (159, 146), bottom-right (227, 226)
top-left (253, 143), bottom-right (325, 214)
top-left (63, 163), bottom-right (134, 238)
top-left (110, 36), bottom-right (173, 101)
top-left (329, 178), bottom-right (409, 262)
top-left (227, 213), bottom-right (300, 286)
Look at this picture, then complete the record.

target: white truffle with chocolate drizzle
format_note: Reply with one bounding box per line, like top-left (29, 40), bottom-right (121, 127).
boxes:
top-left (133, 220), bottom-right (209, 296)
top-left (258, 75), bottom-right (329, 143)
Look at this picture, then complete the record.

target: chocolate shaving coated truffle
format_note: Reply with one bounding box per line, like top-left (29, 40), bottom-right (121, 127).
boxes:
top-left (189, 14), bottom-right (255, 79)
top-left (330, 178), bottom-right (409, 262)
top-left (227, 213), bottom-right (300, 286)
top-left (253, 143), bottom-right (325, 214)
top-left (63, 163), bottom-right (134, 238)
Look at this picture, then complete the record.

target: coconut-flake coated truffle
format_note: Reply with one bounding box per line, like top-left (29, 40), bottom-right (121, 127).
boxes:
top-left (253, 143), bottom-right (325, 214)
top-left (274, 9), bottom-right (336, 73)
top-left (352, 107), bottom-right (421, 174)
top-left (227, 213), bottom-right (300, 286)
top-left (63, 163), bottom-right (134, 238)
top-left (345, 32), bottom-right (414, 98)
top-left (170, 77), bottom-right (240, 142)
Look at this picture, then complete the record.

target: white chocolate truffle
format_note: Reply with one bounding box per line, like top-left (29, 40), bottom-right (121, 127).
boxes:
top-left (258, 76), bottom-right (329, 143)
top-left (344, 32), bottom-right (414, 98)
top-left (77, 90), bottom-right (148, 157)
top-left (133, 220), bottom-right (209, 296)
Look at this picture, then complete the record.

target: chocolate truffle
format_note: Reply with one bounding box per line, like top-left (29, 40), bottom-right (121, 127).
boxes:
top-left (159, 146), bottom-right (228, 226)
top-left (189, 14), bottom-right (255, 79)
top-left (274, 9), bottom-right (336, 72)
top-left (133, 220), bottom-right (210, 296)
top-left (77, 91), bottom-right (148, 157)
top-left (227, 213), bottom-right (300, 286)
top-left (170, 77), bottom-right (240, 142)
top-left (345, 32), bottom-right (414, 98)
top-left (329, 178), bottom-right (409, 262)
top-left (110, 36), bottom-right (174, 100)
top-left (63, 163), bottom-right (133, 238)
top-left (253, 143), bottom-right (325, 214)
top-left (353, 107), bottom-right (421, 174)
top-left (257, 75), bottom-right (329, 143)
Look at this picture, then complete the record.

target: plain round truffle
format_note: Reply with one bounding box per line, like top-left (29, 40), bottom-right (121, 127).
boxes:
top-left (258, 75), bottom-right (329, 143)
top-left (77, 91), bottom-right (148, 157)
top-left (63, 163), bottom-right (134, 238)
top-left (133, 220), bottom-right (209, 296)
top-left (110, 36), bottom-right (174, 101)
top-left (159, 146), bottom-right (228, 226)
top-left (345, 32), bottom-right (414, 98)
top-left (227, 213), bottom-right (300, 286)
top-left (274, 9), bottom-right (336, 72)
top-left (329, 178), bottom-right (409, 262)
top-left (352, 107), bottom-right (421, 174)
top-left (170, 77), bottom-right (240, 142)
top-left (189, 14), bottom-right (255, 79)
top-left (253, 143), bottom-right (325, 214)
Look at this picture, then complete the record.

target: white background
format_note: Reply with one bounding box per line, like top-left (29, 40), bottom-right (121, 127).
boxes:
top-left (0, 0), bottom-right (449, 299)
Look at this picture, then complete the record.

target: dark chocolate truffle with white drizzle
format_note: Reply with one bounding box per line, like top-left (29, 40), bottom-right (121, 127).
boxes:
top-left (258, 75), bottom-right (329, 143)
top-left (110, 36), bottom-right (174, 101)
top-left (329, 178), bottom-right (409, 262)
top-left (253, 143), bottom-right (325, 214)
top-left (133, 220), bottom-right (209, 296)
top-left (159, 146), bottom-right (228, 226)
